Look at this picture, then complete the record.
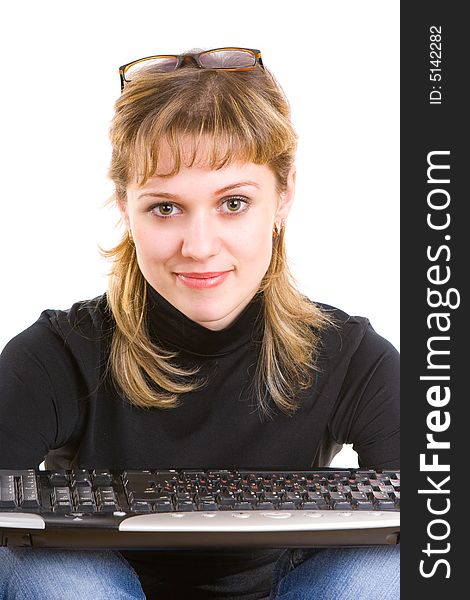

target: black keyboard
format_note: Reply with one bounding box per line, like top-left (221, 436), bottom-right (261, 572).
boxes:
top-left (0, 468), bottom-right (400, 548)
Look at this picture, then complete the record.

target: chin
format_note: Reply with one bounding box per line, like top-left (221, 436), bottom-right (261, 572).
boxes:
top-left (187, 305), bottom-right (230, 325)
top-left (179, 299), bottom-right (237, 329)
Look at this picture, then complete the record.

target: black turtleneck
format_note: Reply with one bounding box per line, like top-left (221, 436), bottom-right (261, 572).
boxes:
top-left (0, 287), bottom-right (399, 598)
top-left (146, 285), bottom-right (264, 357)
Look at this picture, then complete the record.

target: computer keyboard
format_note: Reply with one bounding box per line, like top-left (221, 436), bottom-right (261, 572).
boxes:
top-left (0, 468), bottom-right (400, 548)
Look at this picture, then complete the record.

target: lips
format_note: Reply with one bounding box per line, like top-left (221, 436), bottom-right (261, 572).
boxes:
top-left (175, 270), bottom-right (232, 289)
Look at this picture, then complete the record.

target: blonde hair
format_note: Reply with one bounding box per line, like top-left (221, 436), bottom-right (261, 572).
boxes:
top-left (104, 61), bottom-right (334, 417)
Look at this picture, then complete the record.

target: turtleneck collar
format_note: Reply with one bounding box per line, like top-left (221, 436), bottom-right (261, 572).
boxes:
top-left (146, 284), bottom-right (264, 357)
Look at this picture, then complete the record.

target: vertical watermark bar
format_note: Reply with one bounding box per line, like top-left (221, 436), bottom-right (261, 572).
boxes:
top-left (401, 2), bottom-right (466, 596)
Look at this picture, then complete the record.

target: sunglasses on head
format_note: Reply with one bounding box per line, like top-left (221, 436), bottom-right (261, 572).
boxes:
top-left (119, 47), bottom-right (263, 91)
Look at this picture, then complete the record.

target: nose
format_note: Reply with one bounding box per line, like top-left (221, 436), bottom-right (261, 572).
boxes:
top-left (180, 214), bottom-right (222, 261)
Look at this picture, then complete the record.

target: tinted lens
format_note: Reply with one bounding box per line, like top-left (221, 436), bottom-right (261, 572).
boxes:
top-left (124, 56), bottom-right (179, 81)
top-left (198, 49), bottom-right (256, 69)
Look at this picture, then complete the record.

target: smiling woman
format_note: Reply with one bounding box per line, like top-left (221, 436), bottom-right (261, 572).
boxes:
top-left (102, 61), bottom-right (335, 416)
top-left (0, 47), bottom-right (399, 599)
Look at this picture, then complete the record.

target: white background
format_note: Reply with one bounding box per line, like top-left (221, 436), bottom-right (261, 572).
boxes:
top-left (0, 1), bottom-right (399, 467)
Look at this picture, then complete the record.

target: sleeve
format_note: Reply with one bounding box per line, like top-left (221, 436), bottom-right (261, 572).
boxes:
top-left (0, 321), bottom-right (85, 469)
top-left (329, 323), bottom-right (400, 470)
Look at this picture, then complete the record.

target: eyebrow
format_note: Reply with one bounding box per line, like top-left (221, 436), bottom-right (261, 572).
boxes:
top-left (137, 180), bottom-right (260, 201)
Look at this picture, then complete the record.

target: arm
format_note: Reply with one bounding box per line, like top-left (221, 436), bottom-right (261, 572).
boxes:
top-left (330, 323), bottom-right (400, 470)
top-left (0, 321), bottom-right (85, 469)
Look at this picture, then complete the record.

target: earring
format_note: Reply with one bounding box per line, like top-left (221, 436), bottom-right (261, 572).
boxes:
top-left (128, 230), bottom-right (134, 245)
top-left (272, 219), bottom-right (286, 238)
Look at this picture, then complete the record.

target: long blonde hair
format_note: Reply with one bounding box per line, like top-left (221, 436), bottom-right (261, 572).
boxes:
top-left (104, 61), bottom-right (334, 417)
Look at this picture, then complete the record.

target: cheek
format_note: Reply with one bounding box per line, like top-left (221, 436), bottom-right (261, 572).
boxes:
top-left (230, 220), bottom-right (273, 265)
top-left (133, 226), bottom-right (180, 265)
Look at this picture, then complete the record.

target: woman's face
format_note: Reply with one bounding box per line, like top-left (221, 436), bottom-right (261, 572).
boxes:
top-left (120, 140), bottom-right (295, 331)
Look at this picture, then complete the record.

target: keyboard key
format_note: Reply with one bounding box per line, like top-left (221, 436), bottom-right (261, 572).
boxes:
top-left (199, 501), bottom-right (218, 511)
top-left (128, 488), bottom-right (160, 502)
top-left (73, 487), bottom-right (96, 512)
top-left (376, 500), bottom-right (396, 511)
top-left (155, 500), bottom-right (174, 512)
top-left (350, 491), bottom-right (373, 510)
top-left (96, 487), bottom-right (119, 512)
top-left (264, 492), bottom-right (282, 507)
top-left (279, 501), bottom-right (296, 510)
top-left (176, 499), bottom-right (195, 512)
top-left (0, 475), bottom-right (17, 508)
top-left (302, 502), bottom-right (321, 510)
top-left (256, 502), bottom-right (275, 510)
top-left (332, 501), bottom-right (352, 510)
top-left (79, 502), bottom-right (96, 513)
top-left (217, 497), bottom-right (236, 509)
top-left (303, 492), bottom-right (327, 508)
top-left (48, 471), bottom-right (68, 486)
top-left (131, 501), bottom-right (152, 512)
top-left (371, 491), bottom-right (396, 510)
top-left (240, 492), bottom-right (257, 506)
top-left (71, 469), bottom-right (92, 488)
top-left (372, 491), bottom-right (391, 501)
top-left (92, 470), bottom-right (113, 486)
top-left (51, 487), bottom-right (72, 513)
top-left (99, 501), bottom-right (119, 513)
top-left (284, 492), bottom-right (302, 507)
top-left (353, 500), bottom-right (374, 510)
top-left (18, 473), bottom-right (40, 509)
top-left (377, 484), bottom-right (394, 494)
top-left (234, 501), bottom-right (254, 510)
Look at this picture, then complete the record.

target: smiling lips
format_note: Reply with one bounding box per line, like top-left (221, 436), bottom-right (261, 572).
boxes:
top-left (175, 271), bottom-right (232, 289)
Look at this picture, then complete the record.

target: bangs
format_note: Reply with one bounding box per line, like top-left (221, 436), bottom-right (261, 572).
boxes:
top-left (130, 121), bottom-right (288, 187)
top-left (110, 66), bottom-right (297, 194)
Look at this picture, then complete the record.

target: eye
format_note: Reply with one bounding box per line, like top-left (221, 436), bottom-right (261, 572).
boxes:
top-left (221, 196), bottom-right (250, 214)
top-left (150, 203), bottom-right (181, 218)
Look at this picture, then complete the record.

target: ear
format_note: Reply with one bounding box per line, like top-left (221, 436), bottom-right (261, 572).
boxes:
top-left (275, 165), bottom-right (296, 222)
top-left (115, 192), bottom-right (130, 229)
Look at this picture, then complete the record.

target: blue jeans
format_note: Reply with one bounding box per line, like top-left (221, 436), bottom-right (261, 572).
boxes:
top-left (0, 546), bottom-right (400, 599)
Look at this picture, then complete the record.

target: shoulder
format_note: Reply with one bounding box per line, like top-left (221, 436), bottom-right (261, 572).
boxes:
top-left (311, 300), bottom-right (398, 365)
top-left (38, 293), bottom-right (113, 341)
top-left (1, 293), bottom-right (113, 365)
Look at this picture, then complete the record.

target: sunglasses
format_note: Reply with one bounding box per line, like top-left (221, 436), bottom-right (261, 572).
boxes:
top-left (119, 47), bottom-right (263, 91)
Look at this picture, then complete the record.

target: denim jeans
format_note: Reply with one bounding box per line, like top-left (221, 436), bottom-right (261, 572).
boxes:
top-left (268, 547), bottom-right (400, 599)
top-left (0, 545), bottom-right (400, 599)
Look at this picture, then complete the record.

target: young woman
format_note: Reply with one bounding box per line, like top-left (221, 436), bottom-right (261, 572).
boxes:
top-left (0, 48), bottom-right (399, 599)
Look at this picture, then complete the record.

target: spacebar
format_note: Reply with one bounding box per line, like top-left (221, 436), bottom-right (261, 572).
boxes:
top-left (118, 510), bottom-right (399, 532)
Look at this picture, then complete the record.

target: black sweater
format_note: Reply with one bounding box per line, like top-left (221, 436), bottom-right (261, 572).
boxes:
top-left (0, 287), bottom-right (399, 598)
